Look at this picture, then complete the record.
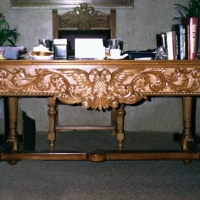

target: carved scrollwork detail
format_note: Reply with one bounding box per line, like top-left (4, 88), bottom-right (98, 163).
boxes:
top-left (1, 67), bottom-right (200, 110)
top-left (137, 68), bottom-right (200, 94)
top-left (0, 68), bottom-right (52, 92)
top-left (59, 3), bottom-right (110, 30)
top-left (165, 68), bottom-right (200, 91)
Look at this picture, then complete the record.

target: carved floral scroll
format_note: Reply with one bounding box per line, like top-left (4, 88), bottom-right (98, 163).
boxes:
top-left (0, 67), bottom-right (200, 110)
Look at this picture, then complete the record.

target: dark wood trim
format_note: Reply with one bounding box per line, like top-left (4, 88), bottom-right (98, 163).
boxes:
top-left (11, 0), bottom-right (134, 8)
top-left (1, 150), bottom-right (200, 162)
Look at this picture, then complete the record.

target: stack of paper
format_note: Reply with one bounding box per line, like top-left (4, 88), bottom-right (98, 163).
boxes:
top-left (75, 39), bottom-right (105, 59)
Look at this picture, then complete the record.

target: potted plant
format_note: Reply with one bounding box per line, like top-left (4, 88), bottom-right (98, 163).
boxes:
top-left (174, 0), bottom-right (200, 21)
top-left (0, 13), bottom-right (20, 46)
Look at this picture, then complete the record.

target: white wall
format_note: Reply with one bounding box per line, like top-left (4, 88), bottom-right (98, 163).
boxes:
top-left (1, 0), bottom-right (195, 136)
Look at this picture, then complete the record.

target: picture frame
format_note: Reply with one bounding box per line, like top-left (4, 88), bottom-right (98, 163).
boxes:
top-left (11, 0), bottom-right (134, 8)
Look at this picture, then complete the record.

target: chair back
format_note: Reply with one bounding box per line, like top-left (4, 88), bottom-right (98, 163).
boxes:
top-left (52, 3), bottom-right (116, 57)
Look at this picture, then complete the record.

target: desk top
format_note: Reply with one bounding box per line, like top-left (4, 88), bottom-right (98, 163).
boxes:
top-left (0, 59), bottom-right (200, 109)
top-left (0, 59), bottom-right (200, 66)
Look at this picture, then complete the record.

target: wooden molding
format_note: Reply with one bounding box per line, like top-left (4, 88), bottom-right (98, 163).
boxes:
top-left (1, 60), bottom-right (200, 110)
top-left (11, 0), bottom-right (134, 8)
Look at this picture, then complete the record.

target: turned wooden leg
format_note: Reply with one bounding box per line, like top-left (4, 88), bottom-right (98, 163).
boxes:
top-left (116, 104), bottom-right (125, 150)
top-left (182, 97), bottom-right (194, 149)
top-left (6, 97), bottom-right (18, 151)
top-left (6, 97), bottom-right (18, 165)
top-left (182, 97), bottom-right (194, 164)
top-left (47, 97), bottom-right (57, 150)
top-left (111, 108), bottom-right (117, 135)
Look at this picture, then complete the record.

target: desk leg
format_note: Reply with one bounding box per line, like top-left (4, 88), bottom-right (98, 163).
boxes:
top-left (48, 97), bottom-right (56, 150)
top-left (182, 97), bottom-right (194, 164)
top-left (6, 97), bottom-right (18, 151)
top-left (117, 104), bottom-right (125, 150)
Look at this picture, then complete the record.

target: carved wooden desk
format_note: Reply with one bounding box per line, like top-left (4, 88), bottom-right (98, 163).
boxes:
top-left (0, 59), bottom-right (200, 164)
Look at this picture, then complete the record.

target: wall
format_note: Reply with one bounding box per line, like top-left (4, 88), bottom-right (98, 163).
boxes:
top-left (1, 0), bottom-right (196, 136)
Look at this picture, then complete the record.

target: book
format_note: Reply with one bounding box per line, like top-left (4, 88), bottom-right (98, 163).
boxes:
top-left (181, 17), bottom-right (198, 60)
top-left (172, 24), bottom-right (187, 60)
top-left (197, 16), bottom-right (200, 56)
top-left (166, 30), bottom-right (176, 60)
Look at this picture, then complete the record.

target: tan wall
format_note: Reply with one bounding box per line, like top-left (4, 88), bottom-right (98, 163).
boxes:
top-left (1, 0), bottom-right (196, 135)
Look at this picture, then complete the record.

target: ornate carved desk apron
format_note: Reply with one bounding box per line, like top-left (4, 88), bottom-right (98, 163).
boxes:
top-left (0, 59), bottom-right (200, 163)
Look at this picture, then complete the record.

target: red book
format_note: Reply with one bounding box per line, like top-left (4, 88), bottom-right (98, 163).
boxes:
top-left (181, 17), bottom-right (198, 60)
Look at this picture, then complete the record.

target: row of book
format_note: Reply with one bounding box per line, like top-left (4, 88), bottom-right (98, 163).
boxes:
top-left (156, 17), bottom-right (200, 60)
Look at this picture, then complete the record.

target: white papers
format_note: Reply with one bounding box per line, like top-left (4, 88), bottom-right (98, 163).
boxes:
top-left (75, 38), bottom-right (105, 59)
top-left (53, 39), bottom-right (67, 45)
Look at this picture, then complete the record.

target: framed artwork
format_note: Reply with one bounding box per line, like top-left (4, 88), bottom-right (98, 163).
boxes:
top-left (11, 0), bottom-right (134, 8)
